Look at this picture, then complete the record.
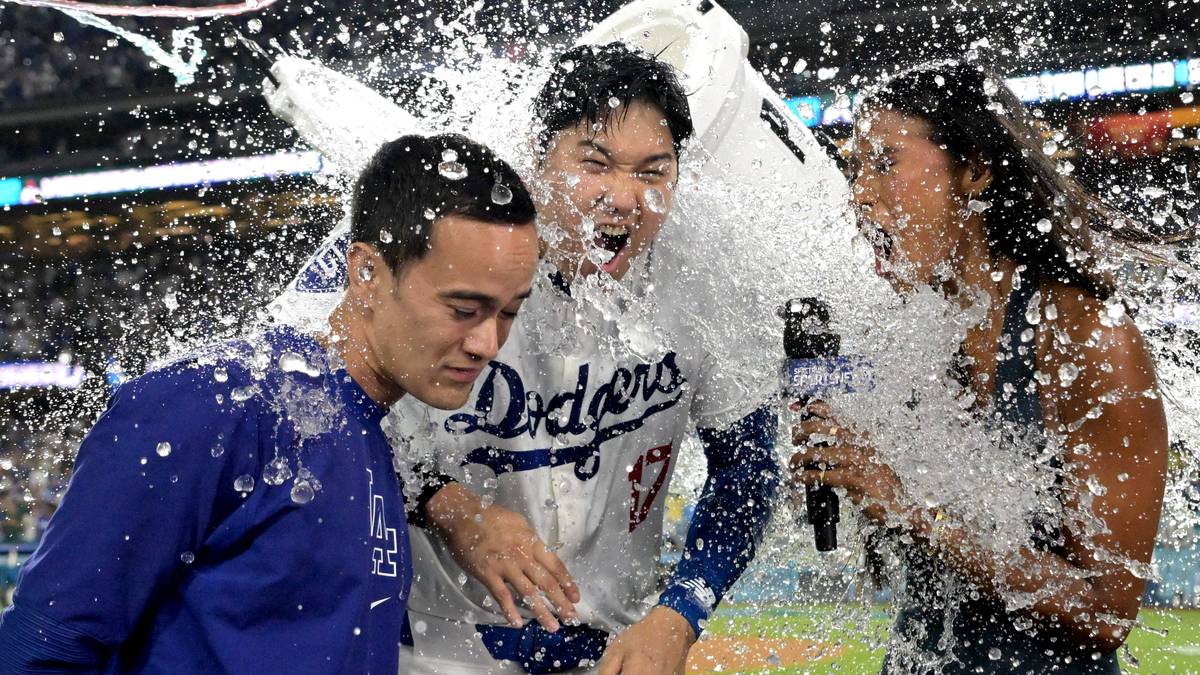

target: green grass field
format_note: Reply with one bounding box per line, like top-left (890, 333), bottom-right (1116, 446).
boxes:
top-left (702, 605), bottom-right (1200, 673)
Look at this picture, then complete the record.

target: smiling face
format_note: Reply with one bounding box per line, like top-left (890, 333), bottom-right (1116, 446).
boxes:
top-left (851, 108), bottom-right (990, 294)
top-left (535, 99), bottom-right (679, 282)
top-left (345, 214), bottom-right (539, 410)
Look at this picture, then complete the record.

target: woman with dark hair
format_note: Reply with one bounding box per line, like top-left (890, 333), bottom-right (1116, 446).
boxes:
top-left (790, 60), bottom-right (1170, 673)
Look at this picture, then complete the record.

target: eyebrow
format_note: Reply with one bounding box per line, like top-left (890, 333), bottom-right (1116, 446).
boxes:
top-left (439, 288), bottom-right (533, 306)
top-left (579, 140), bottom-right (674, 166)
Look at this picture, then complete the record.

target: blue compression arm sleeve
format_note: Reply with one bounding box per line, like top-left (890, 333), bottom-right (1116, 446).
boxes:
top-left (657, 407), bottom-right (779, 636)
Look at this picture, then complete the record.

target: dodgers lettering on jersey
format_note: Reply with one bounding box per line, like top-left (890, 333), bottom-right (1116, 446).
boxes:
top-left (395, 300), bottom-right (760, 646)
top-left (448, 355), bottom-right (687, 481)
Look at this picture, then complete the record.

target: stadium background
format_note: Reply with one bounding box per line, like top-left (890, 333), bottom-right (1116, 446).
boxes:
top-left (1, 0), bottom-right (1198, 670)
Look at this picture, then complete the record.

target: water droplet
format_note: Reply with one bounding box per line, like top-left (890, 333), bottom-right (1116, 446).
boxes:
top-left (441, 149), bottom-right (458, 163)
top-left (1019, 327), bottom-right (1035, 343)
top-left (353, 627), bottom-right (362, 636)
top-left (231, 386), bottom-right (256, 402)
top-left (643, 188), bottom-right (666, 214)
top-left (607, 95), bottom-right (621, 108)
top-left (1101, 298), bottom-right (1126, 326)
top-left (1036, 218), bottom-right (1052, 233)
top-left (819, 21), bottom-right (831, 33)
top-left (379, 229), bottom-right (394, 244)
top-left (1182, 92), bottom-right (1194, 104)
top-left (423, 208), bottom-right (436, 220)
top-left (163, 290), bottom-right (178, 311)
top-left (438, 161), bottom-right (468, 180)
top-left (1117, 472), bottom-right (1129, 482)
top-left (1086, 476), bottom-right (1108, 496)
top-left (246, 18), bottom-right (262, 33)
top-left (290, 480), bottom-right (315, 504)
top-left (234, 474), bottom-right (255, 495)
top-left (1042, 140), bottom-right (1059, 155)
top-left (180, 551), bottom-right (195, 564)
top-left (213, 366), bottom-right (229, 383)
top-left (490, 183), bottom-right (513, 205)
top-left (1088, 84), bottom-right (1103, 97)
top-left (988, 647), bottom-right (1002, 661)
top-left (791, 58), bottom-right (807, 74)
top-left (211, 445), bottom-right (225, 458)
top-left (990, 270), bottom-right (1005, 282)
top-left (1044, 303), bottom-right (1058, 320)
top-left (279, 351), bottom-right (320, 377)
top-left (1058, 363), bottom-right (1080, 386)
top-left (156, 442), bottom-right (172, 457)
top-left (264, 455), bottom-right (293, 486)
top-left (357, 265), bottom-right (373, 282)
top-left (967, 199), bottom-right (991, 213)
top-left (696, 537), bottom-right (705, 550)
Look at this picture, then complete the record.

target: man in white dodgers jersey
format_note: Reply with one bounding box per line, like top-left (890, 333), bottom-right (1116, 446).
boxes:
top-left (393, 43), bottom-right (780, 675)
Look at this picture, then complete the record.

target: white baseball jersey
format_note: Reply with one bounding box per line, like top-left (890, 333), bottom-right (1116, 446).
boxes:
top-left (388, 276), bottom-right (766, 658)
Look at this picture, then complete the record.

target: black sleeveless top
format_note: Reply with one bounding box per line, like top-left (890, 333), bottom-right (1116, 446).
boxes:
top-left (881, 272), bottom-right (1121, 674)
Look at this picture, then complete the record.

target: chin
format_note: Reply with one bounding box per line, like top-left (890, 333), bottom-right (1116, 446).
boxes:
top-left (409, 384), bottom-right (472, 411)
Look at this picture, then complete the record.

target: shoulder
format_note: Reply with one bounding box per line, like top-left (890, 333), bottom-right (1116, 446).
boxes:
top-left (112, 337), bottom-right (263, 420)
top-left (1039, 281), bottom-right (1157, 411)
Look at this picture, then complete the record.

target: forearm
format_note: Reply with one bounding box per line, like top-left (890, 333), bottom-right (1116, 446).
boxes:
top-left (422, 481), bottom-right (485, 535)
top-left (660, 408), bottom-right (780, 634)
top-left (904, 504), bottom-right (1133, 651)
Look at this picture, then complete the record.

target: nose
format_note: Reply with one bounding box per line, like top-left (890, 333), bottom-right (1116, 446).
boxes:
top-left (463, 316), bottom-right (501, 362)
top-left (598, 174), bottom-right (640, 221)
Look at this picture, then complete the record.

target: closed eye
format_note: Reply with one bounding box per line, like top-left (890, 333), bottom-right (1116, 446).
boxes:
top-left (451, 306), bottom-right (477, 319)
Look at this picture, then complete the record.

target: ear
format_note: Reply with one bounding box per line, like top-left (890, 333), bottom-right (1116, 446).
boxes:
top-left (957, 153), bottom-right (994, 198)
top-left (345, 242), bottom-right (382, 299)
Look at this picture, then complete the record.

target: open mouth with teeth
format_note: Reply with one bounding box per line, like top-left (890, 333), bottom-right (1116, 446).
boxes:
top-left (860, 219), bottom-right (896, 273)
top-left (592, 223), bottom-right (631, 273)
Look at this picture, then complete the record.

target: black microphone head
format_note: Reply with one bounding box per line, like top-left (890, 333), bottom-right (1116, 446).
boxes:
top-left (781, 297), bottom-right (840, 359)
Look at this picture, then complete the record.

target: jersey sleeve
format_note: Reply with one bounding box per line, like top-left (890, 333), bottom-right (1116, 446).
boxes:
top-left (657, 406), bottom-right (779, 637)
top-left (0, 363), bottom-right (264, 671)
top-left (688, 351), bottom-right (776, 431)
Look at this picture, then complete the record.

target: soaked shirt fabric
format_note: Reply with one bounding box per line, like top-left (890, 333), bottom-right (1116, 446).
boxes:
top-left (885, 271), bottom-right (1121, 675)
top-left (391, 278), bottom-right (779, 672)
top-left (0, 326), bottom-right (411, 675)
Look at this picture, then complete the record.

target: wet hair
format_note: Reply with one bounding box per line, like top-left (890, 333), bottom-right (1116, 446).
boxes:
top-left (351, 133), bottom-right (536, 274)
top-left (532, 42), bottom-right (694, 159)
top-left (858, 61), bottom-right (1161, 299)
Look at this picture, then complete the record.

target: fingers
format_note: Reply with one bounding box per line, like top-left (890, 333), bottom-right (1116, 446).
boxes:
top-left (791, 417), bottom-right (844, 447)
top-left (789, 442), bottom-right (861, 473)
top-left (522, 558), bottom-right (577, 624)
top-left (534, 546), bottom-right (582, 604)
top-left (507, 569), bottom-right (561, 632)
top-left (481, 574), bottom-right (524, 629)
top-left (528, 546), bottom-right (580, 617)
top-left (794, 467), bottom-right (856, 490)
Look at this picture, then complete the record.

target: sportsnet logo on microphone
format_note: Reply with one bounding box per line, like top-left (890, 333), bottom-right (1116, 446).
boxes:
top-left (782, 355), bottom-right (874, 399)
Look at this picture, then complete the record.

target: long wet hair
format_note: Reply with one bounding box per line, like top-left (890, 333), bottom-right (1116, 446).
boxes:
top-left (858, 61), bottom-right (1161, 300)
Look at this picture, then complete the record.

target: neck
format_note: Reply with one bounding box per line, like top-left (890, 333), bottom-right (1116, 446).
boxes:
top-left (324, 302), bottom-right (405, 409)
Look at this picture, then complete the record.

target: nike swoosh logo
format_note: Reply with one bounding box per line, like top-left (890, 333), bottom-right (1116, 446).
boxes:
top-left (370, 597), bottom-right (392, 610)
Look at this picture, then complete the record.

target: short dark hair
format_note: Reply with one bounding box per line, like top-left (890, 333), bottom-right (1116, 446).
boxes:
top-left (533, 42), bottom-right (694, 158)
top-left (351, 133), bottom-right (536, 273)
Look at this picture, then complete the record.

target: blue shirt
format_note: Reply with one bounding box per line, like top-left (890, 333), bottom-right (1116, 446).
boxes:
top-left (0, 327), bottom-right (411, 674)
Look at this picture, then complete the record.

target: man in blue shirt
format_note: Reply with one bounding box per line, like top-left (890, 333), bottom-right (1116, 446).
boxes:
top-left (0, 133), bottom-right (540, 674)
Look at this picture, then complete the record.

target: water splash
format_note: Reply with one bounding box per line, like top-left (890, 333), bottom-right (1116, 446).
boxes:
top-left (56, 7), bottom-right (207, 85)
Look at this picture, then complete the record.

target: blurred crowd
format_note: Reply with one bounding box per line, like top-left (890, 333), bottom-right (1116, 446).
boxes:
top-left (0, 232), bottom-right (297, 554)
top-left (0, 0), bottom-right (449, 113)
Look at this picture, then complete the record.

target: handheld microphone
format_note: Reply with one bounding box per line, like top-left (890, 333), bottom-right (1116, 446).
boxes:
top-left (780, 298), bottom-right (860, 552)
